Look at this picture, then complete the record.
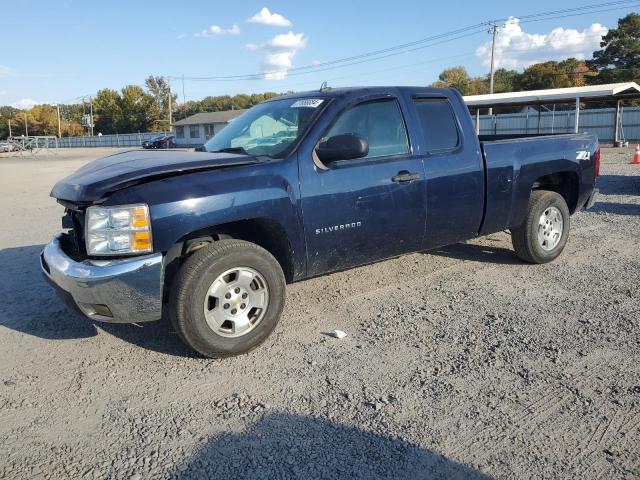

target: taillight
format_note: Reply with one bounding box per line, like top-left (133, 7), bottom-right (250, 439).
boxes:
top-left (594, 147), bottom-right (601, 177)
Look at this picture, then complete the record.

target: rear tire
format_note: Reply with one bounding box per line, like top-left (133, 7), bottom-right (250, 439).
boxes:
top-left (170, 239), bottom-right (286, 358)
top-left (511, 190), bottom-right (570, 264)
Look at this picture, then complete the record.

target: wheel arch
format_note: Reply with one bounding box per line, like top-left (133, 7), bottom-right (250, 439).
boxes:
top-left (163, 218), bottom-right (296, 303)
top-left (531, 170), bottom-right (580, 214)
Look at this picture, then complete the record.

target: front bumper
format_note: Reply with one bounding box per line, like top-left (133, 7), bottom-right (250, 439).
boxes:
top-left (41, 235), bottom-right (164, 323)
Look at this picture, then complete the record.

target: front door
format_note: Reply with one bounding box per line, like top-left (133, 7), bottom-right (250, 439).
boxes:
top-left (299, 97), bottom-right (426, 276)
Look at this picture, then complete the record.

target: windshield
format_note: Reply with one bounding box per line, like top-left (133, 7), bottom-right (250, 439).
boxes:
top-left (204, 97), bottom-right (326, 158)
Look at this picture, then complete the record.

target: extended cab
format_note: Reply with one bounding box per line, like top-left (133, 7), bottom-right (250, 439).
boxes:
top-left (41, 87), bottom-right (599, 357)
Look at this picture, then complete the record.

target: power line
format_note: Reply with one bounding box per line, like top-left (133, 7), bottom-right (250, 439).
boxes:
top-left (174, 26), bottom-right (488, 82)
top-left (185, 29), bottom-right (487, 83)
top-left (182, 52), bottom-right (477, 97)
top-left (517, 3), bottom-right (640, 24)
top-left (169, 0), bottom-right (640, 83)
top-left (498, 0), bottom-right (638, 22)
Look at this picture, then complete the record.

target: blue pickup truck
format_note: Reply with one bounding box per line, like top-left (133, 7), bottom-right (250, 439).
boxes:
top-left (42, 86), bottom-right (599, 358)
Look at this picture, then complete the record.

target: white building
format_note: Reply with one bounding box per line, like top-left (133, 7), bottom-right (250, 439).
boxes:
top-left (171, 109), bottom-right (247, 147)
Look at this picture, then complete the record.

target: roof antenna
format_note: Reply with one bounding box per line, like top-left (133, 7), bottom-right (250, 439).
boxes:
top-left (319, 81), bottom-right (329, 92)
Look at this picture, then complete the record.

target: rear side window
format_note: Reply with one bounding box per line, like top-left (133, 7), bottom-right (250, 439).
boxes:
top-left (326, 99), bottom-right (409, 159)
top-left (413, 99), bottom-right (459, 152)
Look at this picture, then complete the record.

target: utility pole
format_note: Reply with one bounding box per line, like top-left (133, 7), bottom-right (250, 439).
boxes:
top-left (182, 74), bottom-right (186, 105)
top-left (89, 97), bottom-right (94, 136)
top-left (488, 21), bottom-right (499, 116)
top-left (167, 76), bottom-right (173, 133)
top-left (24, 111), bottom-right (28, 136)
top-left (8, 119), bottom-right (11, 137)
top-left (55, 104), bottom-right (62, 138)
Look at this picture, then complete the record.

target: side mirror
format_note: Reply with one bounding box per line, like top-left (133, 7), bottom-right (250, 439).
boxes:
top-left (316, 134), bottom-right (369, 163)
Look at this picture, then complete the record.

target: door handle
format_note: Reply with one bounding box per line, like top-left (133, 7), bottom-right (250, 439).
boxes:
top-left (392, 171), bottom-right (421, 183)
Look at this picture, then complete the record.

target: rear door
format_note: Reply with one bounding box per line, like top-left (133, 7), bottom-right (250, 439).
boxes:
top-left (411, 96), bottom-right (485, 249)
top-left (299, 95), bottom-right (427, 276)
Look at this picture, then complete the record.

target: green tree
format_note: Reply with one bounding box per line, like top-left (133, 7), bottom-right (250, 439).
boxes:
top-left (173, 92), bottom-right (281, 121)
top-left (431, 66), bottom-right (472, 94)
top-left (492, 69), bottom-right (521, 93)
top-left (93, 89), bottom-right (123, 134)
top-left (0, 106), bottom-right (19, 138)
top-left (27, 105), bottom-right (59, 136)
top-left (59, 103), bottom-right (85, 136)
top-left (468, 77), bottom-right (489, 95)
top-left (120, 85), bottom-right (154, 132)
top-left (516, 59), bottom-right (590, 90)
top-left (588, 13), bottom-right (640, 83)
top-left (144, 76), bottom-right (176, 131)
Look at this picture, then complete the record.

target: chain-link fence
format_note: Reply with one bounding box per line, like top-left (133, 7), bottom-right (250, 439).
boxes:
top-left (55, 132), bottom-right (170, 148)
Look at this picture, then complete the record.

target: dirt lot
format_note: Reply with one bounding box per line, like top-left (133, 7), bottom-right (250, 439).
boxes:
top-left (0, 147), bottom-right (639, 479)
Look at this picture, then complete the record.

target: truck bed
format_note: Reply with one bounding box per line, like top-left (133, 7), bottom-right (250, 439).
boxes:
top-left (478, 132), bottom-right (599, 235)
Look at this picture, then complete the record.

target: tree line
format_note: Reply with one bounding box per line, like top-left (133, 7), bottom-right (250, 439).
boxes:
top-left (0, 76), bottom-right (280, 139)
top-left (0, 13), bottom-right (637, 139)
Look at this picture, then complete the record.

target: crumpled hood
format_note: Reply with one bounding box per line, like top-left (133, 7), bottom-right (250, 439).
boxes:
top-left (50, 149), bottom-right (260, 203)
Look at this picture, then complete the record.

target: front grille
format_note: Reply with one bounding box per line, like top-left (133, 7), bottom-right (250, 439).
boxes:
top-left (60, 206), bottom-right (87, 260)
top-left (70, 210), bottom-right (86, 255)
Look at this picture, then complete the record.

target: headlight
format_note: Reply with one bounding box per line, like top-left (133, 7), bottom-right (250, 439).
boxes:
top-left (86, 204), bottom-right (153, 255)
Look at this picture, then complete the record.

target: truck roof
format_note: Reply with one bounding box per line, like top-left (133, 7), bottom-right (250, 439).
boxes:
top-left (270, 86), bottom-right (456, 101)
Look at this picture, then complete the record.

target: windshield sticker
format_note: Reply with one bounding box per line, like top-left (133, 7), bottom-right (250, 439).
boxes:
top-left (291, 99), bottom-right (324, 108)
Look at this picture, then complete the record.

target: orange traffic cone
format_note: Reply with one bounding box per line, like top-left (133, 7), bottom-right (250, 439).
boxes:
top-left (632, 144), bottom-right (640, 164)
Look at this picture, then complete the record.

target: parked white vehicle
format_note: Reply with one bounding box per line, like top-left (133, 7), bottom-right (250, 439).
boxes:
top-left (0, 142), bottom-right (15, 152)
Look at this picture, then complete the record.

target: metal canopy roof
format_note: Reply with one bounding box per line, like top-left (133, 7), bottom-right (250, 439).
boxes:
top-left (463, 82), bottom-right (640, 107)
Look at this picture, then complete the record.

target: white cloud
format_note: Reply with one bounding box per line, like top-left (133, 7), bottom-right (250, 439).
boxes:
top-left (176, 33), bottom-right (187, 40)
top-left (11, 99), bottom-right (41, 109)
top-left (475, 17), bottom-right (608, 69)
top-left (247, 31), bottom-right (307, 79)
top-left (196, 24), bottom-right (240, 37)
top-left (267, 31), bottom-right (306, 49)
top-left (247, 7), bottom-right (292, 27)
top-left (0, 65), bottom-right (15, 77)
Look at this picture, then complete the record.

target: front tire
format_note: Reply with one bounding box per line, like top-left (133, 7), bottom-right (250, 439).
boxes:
top-left (170, 240), bottom-right (286, 358)
top-left (511, 190), bottom-right (570, 264)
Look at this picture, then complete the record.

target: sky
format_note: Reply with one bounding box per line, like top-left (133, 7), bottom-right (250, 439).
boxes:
top-left (0, 0), bottom-right (637, 109)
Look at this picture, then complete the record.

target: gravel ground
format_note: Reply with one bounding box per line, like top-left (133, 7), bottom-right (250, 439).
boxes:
top-left (0, 147), bottom-right (639, 479)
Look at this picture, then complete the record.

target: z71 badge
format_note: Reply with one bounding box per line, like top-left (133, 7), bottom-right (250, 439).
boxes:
top-left (576, 151), bottom-right (591, 160)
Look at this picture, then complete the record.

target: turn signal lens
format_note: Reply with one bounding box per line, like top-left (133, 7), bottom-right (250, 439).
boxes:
top-left (133, 231), bottom-right (152, 251)
top-left (86, 204), bottom-right (152, 256)
top-left (132, 207), bottom-right (150, 228)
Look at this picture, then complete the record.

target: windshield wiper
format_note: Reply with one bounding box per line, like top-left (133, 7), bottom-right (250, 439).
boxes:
top-left (213, 146), bottom-right (249, 155)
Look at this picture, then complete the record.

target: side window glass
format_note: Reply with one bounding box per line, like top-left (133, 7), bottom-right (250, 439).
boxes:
top-left (413, 99), bottom-right (459, 152)
top-left (326, 99), bottom-right (409, 159)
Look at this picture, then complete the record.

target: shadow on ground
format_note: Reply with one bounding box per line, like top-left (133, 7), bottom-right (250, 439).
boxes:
top-left (0, 244), bottom-right (196, 358)
top-left (170, 413), bottom-right (491, 480)
top-left (429, 242), bottom-right (521, 265)
top-left (589, 201), bottom-right (640, 216)
top-left (595, 174), bottom-right (639, 196)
